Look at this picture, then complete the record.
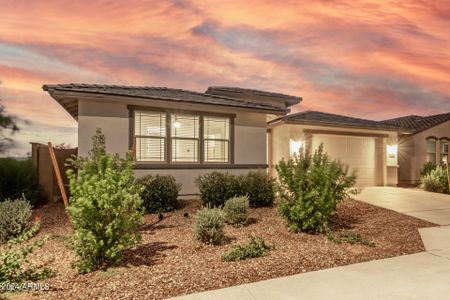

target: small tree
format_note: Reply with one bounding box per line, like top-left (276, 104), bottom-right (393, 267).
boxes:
top-left (276, 144), bottom-right (357, 233)
top-left (0, 100), bottom-right (19, 153)
top-left (67, 129), bottom-right (144, 273)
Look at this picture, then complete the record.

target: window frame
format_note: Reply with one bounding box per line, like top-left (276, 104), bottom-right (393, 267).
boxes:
top-left (440, 138), bottom-right (449, 165)
top-left (133, 111), bottom-right (168, 163)
top-left (203, 116), bottom-right (231, 164)
top-left (129, 106), bottom-right (235, 166)
top-left (426, 137), bottom-right (437, 164)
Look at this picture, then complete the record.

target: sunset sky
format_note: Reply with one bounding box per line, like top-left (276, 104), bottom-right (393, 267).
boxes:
top-left (1, 0), bottom-right (450, 156)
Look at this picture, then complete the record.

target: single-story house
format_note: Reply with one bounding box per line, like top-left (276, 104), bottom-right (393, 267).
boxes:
top-left (42, 84), bottom-right (300, 195)
top-left (381, 113), bottom-right (450, 185)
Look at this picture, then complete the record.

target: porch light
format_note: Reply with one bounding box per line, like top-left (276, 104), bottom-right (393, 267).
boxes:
top-left (290, 139), bottom-right (303, 156)
top-left (387, 144), bottom-right (397, 158)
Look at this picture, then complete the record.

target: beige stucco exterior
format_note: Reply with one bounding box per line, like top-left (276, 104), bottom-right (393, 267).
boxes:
top-left (398, 120), bottom-right (450, 185)
top-left (268, 123), bottom-right (399, 187)
top-left (78, 97), bottom-right (268, 195)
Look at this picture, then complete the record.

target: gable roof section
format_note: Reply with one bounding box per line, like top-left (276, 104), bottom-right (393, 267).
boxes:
top-left (382, 112), bottom-right (450, 134)
top-left (269, 110), bottom-right (406, 131)
top-left (43, 83), bottom-right (288, 120)
top-left (205, 86), bottom-right (301, 108)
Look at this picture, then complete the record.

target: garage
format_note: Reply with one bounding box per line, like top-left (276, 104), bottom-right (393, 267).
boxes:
top-left (311, 133), bottom-right (383, 187)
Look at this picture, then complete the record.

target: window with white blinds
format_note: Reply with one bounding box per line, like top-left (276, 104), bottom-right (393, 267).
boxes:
top-left (171, 114), bottom-right (199, 162)
top-left (204, 117), bottom-right (230, 162)
top-left (133, 110), bottom-right (231, 164)
top-left (134, 111), bottom-right (166, 162)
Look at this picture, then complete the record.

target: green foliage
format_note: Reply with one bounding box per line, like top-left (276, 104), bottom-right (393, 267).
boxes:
top-left (195, 171), bottom-right (275, 207)
top-left (136, 175), bottom-right (181, 213)
top-left (420, 162), bottom-right (437, 177)
top-left (421, 166), bottom-right (449, 194)
top-left (0, 101), bottom-right (19, 154)
top-left (66, 129), bottom-right (144, 274)
top-left (276, 144), bottom-right (357, 233)
top-left (0, 197), bottom-right (32, 243)
top-left (221, 236), bottom-right (270, 262)
top-left (0, 222), bottom-right (54, 290)
top-left (194, 206), bottom-right (225, 245)
top-left (223, 196), bottom-right (249, 227)
top-left (0, 158), bottom-right (40, 206)
top-left (327, 230), bottom-right (375, 247)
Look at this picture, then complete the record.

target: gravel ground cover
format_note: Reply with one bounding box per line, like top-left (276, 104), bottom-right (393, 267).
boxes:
top-left (7, 198), bottom-right (434, 300)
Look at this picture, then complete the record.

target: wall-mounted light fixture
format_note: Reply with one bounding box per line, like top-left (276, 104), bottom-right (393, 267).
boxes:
top-left (387, 144), bottom-right (397, 158)
top-left (290, 139), bottom-right (303, 156)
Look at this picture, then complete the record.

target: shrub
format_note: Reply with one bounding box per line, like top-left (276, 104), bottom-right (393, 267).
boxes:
top-left (221, 236), bottom-right (270, 262)
top-left (194, 206), bottom-right (225, 245)
top-left (0, 197), bottom-right (32, 243)
top-left (420, 161), bottom-right (437, 177)
top-left (223, 196), bottom-right (249, 227)
top-left (195, 172), bottom-right (241, 207)
top-left (276, 144), bottom-right (357, 233)
top-left (67, 129), bottom-right (144, 274)
top-left (239, 171), bottom-right (275, 207)
top-left (421, 166), bottom-right (449, 194)
top-left (136, 175), bottom-right (181, 213)
top-left (195, 171), bottom-right (275, 207)
top-left (327, 230), bottom-right (375, 247)
top-left (0, 158), bottom-right (40, 206)
top-left (0, 222), bottom-right (53, 290)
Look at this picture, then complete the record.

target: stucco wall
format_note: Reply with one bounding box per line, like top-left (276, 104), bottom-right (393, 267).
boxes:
top-left (78, 98), bottom-right (268, 194)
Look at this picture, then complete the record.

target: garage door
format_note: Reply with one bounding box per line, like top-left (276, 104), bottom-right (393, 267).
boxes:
top-left (311, 134), bottom-right (382, 187)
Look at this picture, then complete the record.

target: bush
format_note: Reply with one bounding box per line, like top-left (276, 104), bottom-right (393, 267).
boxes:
top-left (195, 171), bottom-right (275, 207)
top-left (421, 166), bottom-right (449, 194)
top-left (420, 161), bottom-right (437, 177)
top-left (0, 158), bottom-right (40, 206)
top-left (223, 196), bottom-right (249, 227)
top-left (67, 129), bottom-right (144, 274)
top-left (136, 175), bottom-right (181, 213)
top-left (276, 144), bottom-right (357, 233)
top-left (221, 236), bottom-right (270, 262)
top-left (194, 206), bottom-right (225, 245)
top-left (0, 222), bottom-right (53, 291)
top-left (0, 197), bottom-right (32, 243)
top-left (327, 230), bottom-right (375, 247)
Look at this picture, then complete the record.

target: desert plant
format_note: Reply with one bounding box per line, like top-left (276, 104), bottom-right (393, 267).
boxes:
top-left (276, 144), bottom-right (357, 233)
top-left (421, 166), bottom-right (449, 194)
top-left (223, 196), bottom-right (249, 227)
top-left (136, 175), bottom-right (181, 213)
top-left (327, 230), bottom-right (375, 247)
top-left (420, 161), bottom-right (437, 177)
top-left (239, 171), bottom-right (275, 207)
top-left (221, 236), bottom-right (270, 262)
top-left (0, 197), bottom-right (32, 243)
top-left (195, 172), bottom-right (241, 207)
top-left (0, 158), bottom-right (40, 206)
top-left (67, 129), bottom-right (144, 274)
top-left (194, 206), bottom-right (225, 245)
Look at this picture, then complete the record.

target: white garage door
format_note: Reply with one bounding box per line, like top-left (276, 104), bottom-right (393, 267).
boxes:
top-left (311, 134), bottom-right (382, 187)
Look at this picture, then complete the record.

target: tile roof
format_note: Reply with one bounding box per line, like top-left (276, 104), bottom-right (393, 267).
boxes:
top-left (382, 112), bottom-right (450, 133)
top-left (43, 83), bottom-right (287, 119)
top-left (270, 110), bottom-right (405, 131)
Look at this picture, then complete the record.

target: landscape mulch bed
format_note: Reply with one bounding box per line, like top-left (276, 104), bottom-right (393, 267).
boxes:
top-left (15, 199), bottom-right (434, 300)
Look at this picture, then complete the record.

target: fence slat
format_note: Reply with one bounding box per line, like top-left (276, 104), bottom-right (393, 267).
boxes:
top-left (47, 142), bottom-right (69, 208)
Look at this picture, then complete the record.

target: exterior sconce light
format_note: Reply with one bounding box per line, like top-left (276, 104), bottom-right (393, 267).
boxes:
top-left (387, 144), bottom-right (397, 159)
top-left (290, 139), bottom-right (303, 156)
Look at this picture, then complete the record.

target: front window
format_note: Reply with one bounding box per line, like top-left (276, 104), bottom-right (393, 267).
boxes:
top-left (133, 110), bottom-right (231, 164)
top-left (426, 138), bottom-right (437, 164)
top-left (441, 140), bottom-right (449, 165)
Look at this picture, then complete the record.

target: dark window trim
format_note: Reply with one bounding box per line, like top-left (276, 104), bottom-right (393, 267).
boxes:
top-left (134, 163), bottom-right (268, 170)
top-left (129, 105), bottom-right (235, 166)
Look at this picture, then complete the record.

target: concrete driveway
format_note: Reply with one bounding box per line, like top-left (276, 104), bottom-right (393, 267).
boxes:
top-left (353, 187), bottom-right (450, 225)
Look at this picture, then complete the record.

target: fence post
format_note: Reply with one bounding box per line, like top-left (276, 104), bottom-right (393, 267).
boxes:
top-left (47, 142), bottom-right (69, 208)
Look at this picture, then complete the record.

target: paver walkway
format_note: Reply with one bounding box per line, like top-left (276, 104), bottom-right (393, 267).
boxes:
top-left (173, 187), bottom-right (450, 300)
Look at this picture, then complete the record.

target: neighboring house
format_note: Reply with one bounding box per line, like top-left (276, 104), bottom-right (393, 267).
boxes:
top-left (382, 113), bottom-right (450, 185)
top-left (267, 111), bottom-right (407, 187)
top-left (43, 84), bottom-right (300, 194)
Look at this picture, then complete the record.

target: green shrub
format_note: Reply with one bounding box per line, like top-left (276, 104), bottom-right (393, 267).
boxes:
top-left (195, 171), bottom-right (275, 207)
top-left (221, 236), bottom-right (270, 262)
top-left (136, 175), bottom-right (181, 213)
top-left (0, 158), bottom-right (40, 206)
top-left (67, 129), bottom-right (144, 274)
top-left (327, 230), bottom-right (375, 247)
top-left (0, 197), bottom-right (32, 243)
top-left (223, 196), bottom-right (249, 227)
top-left (421, 166), bottom-right (449, 194)
top-left (276, 144), bottom-right (357, 233)
top-left (239, 171), bottom-right (275, 207)
top-left (420, 162), bottom-right (437, 177)
top-left (194, 206), bottom-right (225, 245)
top-left (0, 222), bottom-right (53, 291)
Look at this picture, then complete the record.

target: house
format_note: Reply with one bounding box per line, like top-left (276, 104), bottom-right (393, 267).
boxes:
top-left (42, 84), bottom-right (300, 194)
top-left (381, 113), bottom-right (450, 185)
top-left (267, 111), bottom-right (408, 187)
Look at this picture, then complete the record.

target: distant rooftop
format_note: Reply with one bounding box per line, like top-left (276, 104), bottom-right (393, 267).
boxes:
top-left (43, 83), bottom-right (288, 119)
top-left (382, 112), bottom-right (450, 134)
